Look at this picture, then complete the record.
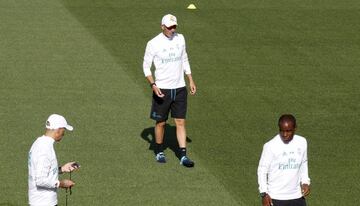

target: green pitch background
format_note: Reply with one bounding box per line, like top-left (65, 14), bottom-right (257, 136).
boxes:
top-left (1, 0), bottom-right (359, 205)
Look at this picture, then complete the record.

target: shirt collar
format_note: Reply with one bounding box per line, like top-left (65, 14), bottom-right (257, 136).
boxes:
top-left (42, 135), bottom-right (55, 144)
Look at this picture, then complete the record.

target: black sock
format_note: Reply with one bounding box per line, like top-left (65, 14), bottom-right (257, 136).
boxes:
top-left (179, 147), bottom-right (187, 157)
top-left (155, 143), bottom-right (164, 154)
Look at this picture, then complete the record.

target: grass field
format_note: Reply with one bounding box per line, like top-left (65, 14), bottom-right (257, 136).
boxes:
top-left (1, 0), bottom-right (360, 205)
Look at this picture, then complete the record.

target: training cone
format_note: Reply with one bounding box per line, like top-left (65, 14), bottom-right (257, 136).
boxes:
top-left (187, 4), bottom-right (197, 9)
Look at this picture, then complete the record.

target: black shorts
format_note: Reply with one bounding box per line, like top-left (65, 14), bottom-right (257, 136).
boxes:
top-left (272, 197), bottom-right (307, 206)
top-left (150, 86), bottom-right (187, 121)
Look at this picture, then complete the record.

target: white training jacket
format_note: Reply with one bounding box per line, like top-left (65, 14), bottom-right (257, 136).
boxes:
top-left (28, 135), bottom-right (59, 206)
top-left (143, 32), bottom-right (191, 89)
top-left (257, 134), bottom-right (311, 200)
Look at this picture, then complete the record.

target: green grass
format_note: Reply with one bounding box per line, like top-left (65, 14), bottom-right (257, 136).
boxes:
top-left (0, 0), bottom-right (360, 205)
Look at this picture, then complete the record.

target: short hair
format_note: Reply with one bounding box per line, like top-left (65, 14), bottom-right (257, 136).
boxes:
top-left (278, 114), bottom-right (297, 127)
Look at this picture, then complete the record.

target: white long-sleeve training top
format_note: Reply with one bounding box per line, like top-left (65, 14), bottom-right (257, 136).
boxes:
top-left (257, 134), bottom-right (310, 200)
top-left (28, 135), bottom-right (59, 206)
top-left (143, 32), bottom-right (191, 89)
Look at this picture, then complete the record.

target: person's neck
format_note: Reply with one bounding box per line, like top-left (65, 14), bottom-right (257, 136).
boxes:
top-left (44, 131), bottom-right (56, 141)
top-left (163, 32), bottom-right (173, 39)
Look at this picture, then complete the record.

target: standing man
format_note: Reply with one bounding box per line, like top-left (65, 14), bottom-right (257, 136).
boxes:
top-left (143, 14), bottom-right (196, 167)
top-left (257, 114), bottom-right (311, 206)
top-left (28, 114), bottom-right (80, 206)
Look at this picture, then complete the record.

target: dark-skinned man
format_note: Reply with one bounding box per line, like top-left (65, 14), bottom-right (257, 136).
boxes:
top-left (257, 114), bottom-right (310, 206)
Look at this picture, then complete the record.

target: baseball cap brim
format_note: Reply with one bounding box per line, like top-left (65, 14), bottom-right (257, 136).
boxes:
top-left (65, 125), bottom-right (74, 131)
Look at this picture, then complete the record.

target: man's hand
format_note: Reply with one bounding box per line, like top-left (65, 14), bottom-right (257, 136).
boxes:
top-left (301, 184), bottom-right (310, 197)
top-left (59, 179), bottom-right (75, 188)
top-left (146, 76), bottom-right (164, 98)
top-left (189, 81), bottom-right (196, 95)
top-left (61, 162), bottom-right (80, 173)
top-left (262, 194), bottom-right (273, 206)
top-left (152, 85), bottom-right (165, 97)
top-left (186, 74), bottom-right (196, 95)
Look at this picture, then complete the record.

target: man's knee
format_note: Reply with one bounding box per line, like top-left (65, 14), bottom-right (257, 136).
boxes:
top-left (156, 121), bottom-right (166, 127)
top-left (174, 119), bottom-right (186, 127)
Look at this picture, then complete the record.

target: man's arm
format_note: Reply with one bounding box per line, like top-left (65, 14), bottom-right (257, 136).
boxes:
top-left (59, 162), bottom-right (80, 174)
top-left (34, 156), bottom-right (59, 189)
top-left (257, 144), bottom-right (273, 206)
top-left (57, 179), bottom-right (75, 189)
top-left (261, 194), bottom-right (272, 206)
top-left (181, 36), bottom-right (196, 95)
top-left (258, 144), bottom-right (271, 193)
top-left (143, 42), bottom-right (154, 78)
top-left (146, 75), bottom-right (164, 97)
top-left (143, 41), bottom-right (164, 98)
top-left (34, 156), bottom-right (77, 189)
top-left (300, 141), bottom-right (310, 196)
top-left (186, 74), bottom-right (196, 95)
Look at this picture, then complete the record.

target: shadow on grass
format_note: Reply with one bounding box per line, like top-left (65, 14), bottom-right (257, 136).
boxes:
top-left (141, 124), bottom-right (192, 159)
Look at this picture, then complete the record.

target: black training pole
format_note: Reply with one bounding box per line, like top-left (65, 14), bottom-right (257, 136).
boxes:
top-left (65, 188), bottom-right (68, 206)
top-left (65, 170), bottom-right (72, 206)
top-left (70, 171), bottom-right (72, 195)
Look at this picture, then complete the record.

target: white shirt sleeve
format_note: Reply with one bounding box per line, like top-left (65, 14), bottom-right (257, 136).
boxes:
top-left (182, 36), bottom-right (191, 75)
top-left (300, 142), bottom-right (311, 185)
top-left (143, 41), bottom-right (154, 77)
top-left (34, 154), bottom-right (58, 189)
top-left (257, 143), bottom-right (272, 193)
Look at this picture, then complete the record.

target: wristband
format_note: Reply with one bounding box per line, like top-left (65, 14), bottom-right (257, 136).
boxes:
top-left (260, 192), bottom-right (267, 198)
top-left (150, 83), bottom-right (156, 88)
top-left (58, 167), bottom-right (63, 174)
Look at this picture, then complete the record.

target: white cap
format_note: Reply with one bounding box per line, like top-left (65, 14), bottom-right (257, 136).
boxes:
top-left (161, 14), bottom-right (177, 27)
top-left (45, 114), bottom-right (73, 131)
